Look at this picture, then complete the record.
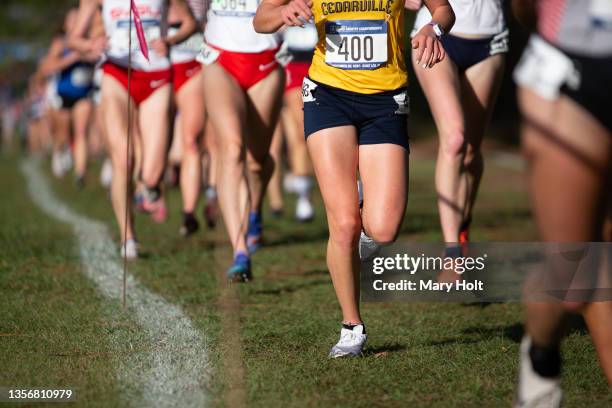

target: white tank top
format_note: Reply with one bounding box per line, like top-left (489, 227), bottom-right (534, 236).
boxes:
top-left (413, 0), bottom-right (505, 37)
top-left (204, 0), bottom-right (280, 53)
top-left (169, 0), bottom-right (206, 63)
top-left (103, 0), bottom-right (170, 71)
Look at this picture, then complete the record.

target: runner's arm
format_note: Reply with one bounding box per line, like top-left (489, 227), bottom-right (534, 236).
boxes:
top-left (68, 0), bottom-right (105, 56)
top-left (512, 0), bottom-right (537, 31)
top-left (405, 0), bottom-right (422, 11)
top-left (166, 0), bottom-right (198, 45)
top-left (412, 0), bottom-right (454, 68)
top-left (39, 37), bottom-right (81, 77)
top-left (423, 0), bottom-right (454, 33)
top-left (253, 0), bottom-right (313, 33)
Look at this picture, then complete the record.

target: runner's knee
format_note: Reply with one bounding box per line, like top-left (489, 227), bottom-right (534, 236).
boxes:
top-left (329, 214), bottom-right (361, 248)
top-left (221, 139), bottom-right (245, 164)
top-left (463, 146), bottom-right (483, 169)
top-left (363, 218), bottom-right (400, 244)
top-left (440, 128), bottom-right (467, 159)
top-left (247, 152), bottom-right (273, 174)
top-left (182, 135), bottom-right (200, 155)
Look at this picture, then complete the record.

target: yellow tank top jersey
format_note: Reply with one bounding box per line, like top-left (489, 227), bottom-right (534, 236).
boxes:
top-left (308, 0), bottom-right (407, 94)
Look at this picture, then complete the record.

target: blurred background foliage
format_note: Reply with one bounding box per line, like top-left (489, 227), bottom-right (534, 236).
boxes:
top-left (0, 0), bottom-right (77, 87)
top-left (0, 0), bottom-right (526, 143)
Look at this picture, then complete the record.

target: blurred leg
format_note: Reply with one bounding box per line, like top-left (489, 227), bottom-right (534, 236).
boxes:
top-left (412, 52), bottom-right (465, 242)
top-left (460, 55), bottom-right (505, 229)
top-left (245, 68), bottom-right (284, 215)
top-left (177, 71), bottom-right (205, 214)
top-left (101, 74), bottom-right (136, 241)
top-left (267, 120), bottom-right (284, 212)
top-left (203, 63), bottom-right (249, 254)
top-left (72, 98), bottom-right (93, 180)
top-left (520, 87), bottom-right (612, 373)
top-left (138, 85), bottom-right (172, 189)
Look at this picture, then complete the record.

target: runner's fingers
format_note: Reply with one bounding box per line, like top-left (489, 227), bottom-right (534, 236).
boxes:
top-left (438, 45), bottom-right (446, 62)
top-left (296, 7), bottom-right (312, 22)
top-left (288, 11), bottom-right (303, 26)
top-left (295, 0), bottom-right (313, 17)
top-left (420, 37), bottom-right (433, 68)
top-left (287, 3), bottom-right (308, 25)
top-left (281, 11), bottom-right (296, 26)
top-left (426, 43), bottom-right (435, 68)
top-left (429, 41), bottom-right (440, 67)
top-left (281, 6), bottom-right (301, 26)
top-left (412, 38), bottom-right (424, 63)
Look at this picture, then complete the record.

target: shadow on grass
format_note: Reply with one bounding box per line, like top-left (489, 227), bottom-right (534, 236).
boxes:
top-left (252, 278), bottom-right (329, 296)
top-left (364, 343), bottom-right (407, 356)
top-left (399, 208), bottom-right (533, 236)
top-left (262, 228), bottom-right (330, 248)
top-left (420, 323), bottom-right (524, 347)
top-left (461, 323), bottom-right (525, 343)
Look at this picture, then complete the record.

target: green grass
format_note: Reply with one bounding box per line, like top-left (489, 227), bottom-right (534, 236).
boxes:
top-left (1, 151), bottom-right (610, 407)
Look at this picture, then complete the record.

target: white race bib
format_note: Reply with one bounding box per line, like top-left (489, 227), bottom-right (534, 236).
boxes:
top-left (325, 20), bottom-right (387, 70)
top-left (513, 35), bottom-right (579, 100)
top-left (590, 0), bottom-right (612, 29)
top-left (71, 66), bottom-right (93, 87)
top-left (210, 0), bottom-right (259, 17)
top-left (302, 77), bottom-right (318, 103)
top-left (169, 27), bottom-right (204, 55)
top-left (110, 20), bottom-right (161, 53)
top-left (197, 43), bottom-right (221, 65)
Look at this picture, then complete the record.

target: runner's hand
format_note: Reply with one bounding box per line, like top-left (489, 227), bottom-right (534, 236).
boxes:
top-left (89, 36), bottom-right (108, 59)
top-left (412, 24), bottom-right (445, 69)
top-left (151, 38), bottom-right (169, 57)
top-left (404, 0), bottom-right (422, 10)
top-left (280, 0), bottom-right (313, 27)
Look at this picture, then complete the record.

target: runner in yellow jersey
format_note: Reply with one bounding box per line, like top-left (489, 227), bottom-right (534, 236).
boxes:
top-left (254, 0), bottom-right (454, 357)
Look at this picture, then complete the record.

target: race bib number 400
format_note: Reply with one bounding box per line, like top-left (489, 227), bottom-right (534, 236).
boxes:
top-left (210, 0), bottom-right (259, 17)
top-left (325, 20), bottom-right (387, 70)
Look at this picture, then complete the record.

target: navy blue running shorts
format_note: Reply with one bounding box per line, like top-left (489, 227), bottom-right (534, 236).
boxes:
top-left (441, 29), bottom-right (509, 71)
top-left (302, 77), bottom-right (410, 150)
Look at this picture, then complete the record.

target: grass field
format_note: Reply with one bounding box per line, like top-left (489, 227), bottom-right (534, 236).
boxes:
top-left (1, 147), bottom-right (611, 407)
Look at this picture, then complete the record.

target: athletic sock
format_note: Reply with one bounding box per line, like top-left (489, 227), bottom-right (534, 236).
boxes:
top-left (459, 217), bottom-right (472, 234)
top-left (144, 185), bottom-right (161, 202)
top-left (342, 323), bottom-right (366, 334)
top-left (529, 341), bottom-right (562, 378)
top-left (247, 211), bottom-right (262, 236)
top-left (205, 186), bottom-right (217, 200)
top-left (444, 245), bottom-right (463, 258)
top-left (234, 251), bottom-right (250, 267)
top-left (293, 175), bottom-right (312, 199)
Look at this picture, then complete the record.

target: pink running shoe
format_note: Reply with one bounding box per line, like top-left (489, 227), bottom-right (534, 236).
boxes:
top-left (144, 197), bottom-right (168, 223)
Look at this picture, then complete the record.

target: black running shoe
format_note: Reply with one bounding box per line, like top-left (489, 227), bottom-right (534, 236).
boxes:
top-left (180, 213), bottom-right (200, 237)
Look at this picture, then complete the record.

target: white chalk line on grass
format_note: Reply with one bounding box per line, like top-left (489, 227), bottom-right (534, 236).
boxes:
top-left (21, 158), bottom-right (211, 408)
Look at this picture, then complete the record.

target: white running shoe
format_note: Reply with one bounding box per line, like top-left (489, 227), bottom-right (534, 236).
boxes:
top-left (60, 148), bottom-right (73, 172)
top-left (100, 158), bottom-right (113, 188)
top-left (515, 336), bottom-right (562, 408)
top-left (329, 324), bottom-right (367, 358)
top-left (120, 239), bottom-right (139, 260)
top-left (283, 173), bottom-right (297, 193)
top-left (52, 151), bottom-right (64, 178)
top-left (295, 196), bottom-right (314, 222)
top-left (359, 231), bottom-right (380, 261)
